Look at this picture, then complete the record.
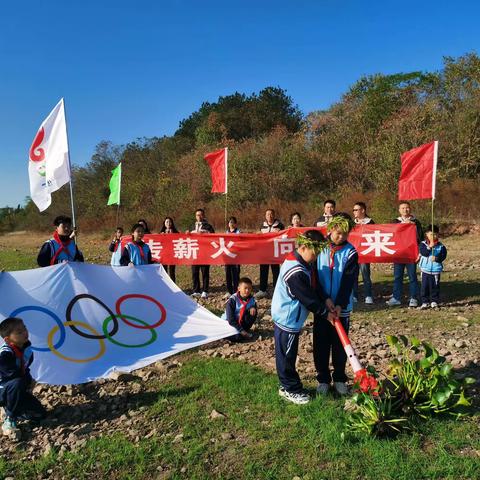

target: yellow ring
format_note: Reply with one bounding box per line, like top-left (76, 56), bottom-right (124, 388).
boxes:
top-left (47, 321), bottom-right (106, 363)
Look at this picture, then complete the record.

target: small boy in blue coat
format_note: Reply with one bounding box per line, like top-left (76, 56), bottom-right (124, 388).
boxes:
top-left (419, 225), bottom-right (447, 309)
top-left (272, 230), bottom-right (330, 405)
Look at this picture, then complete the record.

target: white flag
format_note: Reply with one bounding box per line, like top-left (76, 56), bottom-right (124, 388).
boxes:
top-left (28, 98), bottom-right (71, 212)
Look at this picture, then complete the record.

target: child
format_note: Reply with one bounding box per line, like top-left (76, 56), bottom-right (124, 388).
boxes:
top-left (37, 215), bottom-right (84, 267)
top-left (313, 213), bottom-right (358, 396)
top-left (224, 216), bottom-right (241, 298)
top-left (109, 226), bottom-right (124, 266)
top-left (0, 318), bottom-right (46, 437)
top-left (160, 217), bottom-right (179, 283)
top-left (289, 212), bottom-right (304, 228)
top-left (120, 223), bottom-right (153, 266)
top-left (222, 277), bottom-right (257, 341)
top-left (272, 230), bottom-right (330, 405)
top-left (419, 225), bottom-right (447, 309)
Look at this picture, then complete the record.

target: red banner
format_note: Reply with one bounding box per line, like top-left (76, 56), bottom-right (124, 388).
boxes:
top-left (122, 224), bottom-right (418, 265)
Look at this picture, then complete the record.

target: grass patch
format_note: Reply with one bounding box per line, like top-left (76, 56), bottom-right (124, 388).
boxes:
top-left (2, 357), bottom-right (479, 479)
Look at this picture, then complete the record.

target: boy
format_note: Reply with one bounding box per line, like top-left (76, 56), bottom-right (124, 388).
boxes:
top-left (222, 277), bottom-right (257, 341)
top-left (120, 223), bottom-right (154, 266)
top-left (188, 208), bottom-right (215, 299)
top-left (419, 225), bottom-right (447, 309)
top-left (37, 215), bottom-right (84, 267)
top-left (352, 202), bottom-right (375, 304)
top-left (313, 213), bottom-right (358, 396)
top-left (256, 209), bottom-right (284, 299)
top-left (0, 318), bottom-right (46, 437)
top-left (272, 230), bottom-right (330, 405)
top-left (109, 226), bottom-right (124, 266)
top-left (387, 202), bottom-right (423, 307)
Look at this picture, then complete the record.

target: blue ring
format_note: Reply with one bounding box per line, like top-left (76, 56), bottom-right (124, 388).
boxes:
top-left (9, 306), bottom-right (66, 352)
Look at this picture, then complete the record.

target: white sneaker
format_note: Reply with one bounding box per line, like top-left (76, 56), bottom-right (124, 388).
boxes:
top-left (409, 298), bottom-right (418, 308)
top-left (191, 292), bottom-right (201, 298)
top-left (255, 290), bottom-right (267, 300)
top-left (333, 382), bottom-right (349, 396)
top-left (431, 302), bottom-right (439, 308)
top-left (278, 387), bottom-right (310, 405)
top-left (201, 291), bottom-right (208, 299)
top-left (386, 297), bottom-right (401, 306)
top-left (316, 383), bottom-right (330, 395)
top-left (420, 303), bottom-right (429, 310)
top-left (365, 296), bottom-right (374, 305)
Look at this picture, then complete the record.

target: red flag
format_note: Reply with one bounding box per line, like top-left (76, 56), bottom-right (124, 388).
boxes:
top-left (204, 148), bottom-right (227, 194)
top-left (398, 141), bottom-right (438, 200)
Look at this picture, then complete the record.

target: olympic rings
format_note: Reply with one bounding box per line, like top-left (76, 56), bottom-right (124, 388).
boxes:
top-left (102, 315), bottom-right (157, 348)
top-left (10, 293), bottom-right (167, 363)
top-left (115, 294), bottom-right (166, 329)
top-left (48, 321), bottom-right (105, 363)
top-left (66, 294), bottom-right (118, 340)
top-left (9, 305), bottom-right (66, 352)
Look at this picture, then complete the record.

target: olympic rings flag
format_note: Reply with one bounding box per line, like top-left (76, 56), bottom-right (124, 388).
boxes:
top-left (0, 263), bottom-right (237, 385)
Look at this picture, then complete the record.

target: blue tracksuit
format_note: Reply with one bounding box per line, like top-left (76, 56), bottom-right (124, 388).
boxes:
top-left (419, 240), bottom-right (447, 303)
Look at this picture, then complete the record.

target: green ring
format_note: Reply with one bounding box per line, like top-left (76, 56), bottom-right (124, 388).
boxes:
top-left (102, 315), bottom-right (157, 348)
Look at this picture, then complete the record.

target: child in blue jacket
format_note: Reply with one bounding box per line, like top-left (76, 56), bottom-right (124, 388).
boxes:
top-left (419, 225), bottom-right (447, 309)
top-left (272, 230), bottom-right (330, 405)
top-left (120, 223), bottom-right (154, 266)
top-left (313, 213), bottom-right (358, 396)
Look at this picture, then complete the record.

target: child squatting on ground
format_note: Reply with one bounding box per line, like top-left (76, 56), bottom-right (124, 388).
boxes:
top-left (419, 225), bottom-right (447, 309)
top-left (222, 277), bottom-right (258, 341)
top-left (272, 230), bottom-right (332, 405)
top-left (0, 318), bottom-right (46, 438)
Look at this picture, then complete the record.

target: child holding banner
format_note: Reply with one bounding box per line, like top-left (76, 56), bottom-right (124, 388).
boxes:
top-left (120, 223), bottom-right (153, 266)
top-left (222, 277), bottom-right (257, 341)
top-left (109, 226), bottom-right (124, 266)
top-left (272, 230), bottom-right (330, 405)
top-left (37, 215), bottom-right (84, 267)
top-left (0, 318), bottom-right (46, 438)
top-left (313, 213), bottom-right (358, 396)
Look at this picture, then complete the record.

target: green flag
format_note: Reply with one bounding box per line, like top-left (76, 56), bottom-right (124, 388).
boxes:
top-left (107, 163), bottom-right (122, 205)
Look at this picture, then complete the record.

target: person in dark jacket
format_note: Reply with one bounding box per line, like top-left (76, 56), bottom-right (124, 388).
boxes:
top-left (120, 223), bottom-right (154, 266)
top-left (224, 216), bottom-right (241, 297)
top-left (0, 318), bottom-right (46, 437)
top-left (255, 209), bottom-right (284, 299)
top-left (37, 215), bottom-right (84, 267)
top-left (314, 199), bottom-right (336, 227)
top-left (386, 202), bottom-right (423, 308)
top-left (108, 226), bottom-right (124, 266)
top-left (188, 209), bottom-right (215, 299)
top-left (352, 202), bottom-right (375, 304)
top-left (160, 217), bottom-right (179, 283)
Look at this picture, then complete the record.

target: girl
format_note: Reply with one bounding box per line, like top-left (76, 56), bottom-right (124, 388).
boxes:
top-left (120, 223), bottom-right (153, 266)
top-left (160, 217), bottom-right (179, 282)
top-left (290, 212), bottom-right (304, 228)
top-left (224, 216), bottom-right (241, 298)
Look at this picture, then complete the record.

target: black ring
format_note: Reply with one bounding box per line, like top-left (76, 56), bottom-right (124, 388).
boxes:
top-left (65, 293), bottom-right (119, 340)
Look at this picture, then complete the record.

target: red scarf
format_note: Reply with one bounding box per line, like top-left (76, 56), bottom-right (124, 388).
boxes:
top-left (6, 340), bottom-right (25, 374)
top-left (236, 293), bottom-right (252, 327)
top-left (328, 244), bottom-right (343, 271)
top-left (50, 231), bottom-right (74, 265)
top-left (133, 241), bottom-right (145, 261)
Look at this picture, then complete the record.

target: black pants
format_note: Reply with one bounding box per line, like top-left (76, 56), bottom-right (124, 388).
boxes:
top-left (421, 272), bottom-right (440, 303)
top-left (274, 325), bottom-right (302, 393)
top-left (192, 265), bottom-right (210, 293)
top-left (313, 313), bottom-right (350, 383)
top-left (225, 265), bottom-right (240, 294)
top-left (0, 377), bottom-right (45, 419)
top-left (163, 265), bottom-right (176, 283)
top-left (259, 264), bottom-right (280, 292)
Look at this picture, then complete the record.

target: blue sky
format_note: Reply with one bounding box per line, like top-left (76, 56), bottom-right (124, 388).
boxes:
top-left (1, 0), bottom-right (479, 208)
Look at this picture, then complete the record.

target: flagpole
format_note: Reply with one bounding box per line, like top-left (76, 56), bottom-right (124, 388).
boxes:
top-left (62, 98), bottom-right (78, 239)
top-left (116, 162), bottom-right (122, 227)
top-left (224, 147), bottom-right (228, 228)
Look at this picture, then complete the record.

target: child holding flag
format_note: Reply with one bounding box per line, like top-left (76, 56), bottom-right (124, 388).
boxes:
top-left (272, 230), bottom-right (330, 405)
top-left (313, 213), bottom-right (358, 396)
top-left (109, 227), bottom-right (124, 266)
top-left (120, 223), bottom-right (153, 266)
top-left (37, 215), bottom-right (84, 267)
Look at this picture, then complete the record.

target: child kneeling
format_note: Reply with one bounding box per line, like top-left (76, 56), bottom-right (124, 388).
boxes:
top-left (223, 277), bottom-right (257, 341)
top-left (0, 318), bottom-right (46, 437)
top-left (272, 230), bottom-right (330, 405)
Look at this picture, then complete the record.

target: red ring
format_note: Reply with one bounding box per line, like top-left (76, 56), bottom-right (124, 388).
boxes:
top-left (116, 294), bottom-right (166, 329)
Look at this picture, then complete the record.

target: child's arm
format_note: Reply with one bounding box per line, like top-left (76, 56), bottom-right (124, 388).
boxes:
top-left (119, 245), bottom-right (131, 266)
top-left (285, 269), bottom-right (326, 315)
top-left (334, 249), bottom-right (359, 309)
top-left (0, 351), bottom-right (21, 382)
top-left (108, 241), bottom-right (117, 253)
top-left (74, 247), bottom-right (84, 263)
top-left (419, 242), bottom-right (431, 258)
top-left (436, 244), bottom-right (447, 263)
top-left (147, 248), bottom-right (154, 264)
top-left (37, 242), bottom-right (52, 267)
top-left (224, 298), bottom-right (239, 330)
